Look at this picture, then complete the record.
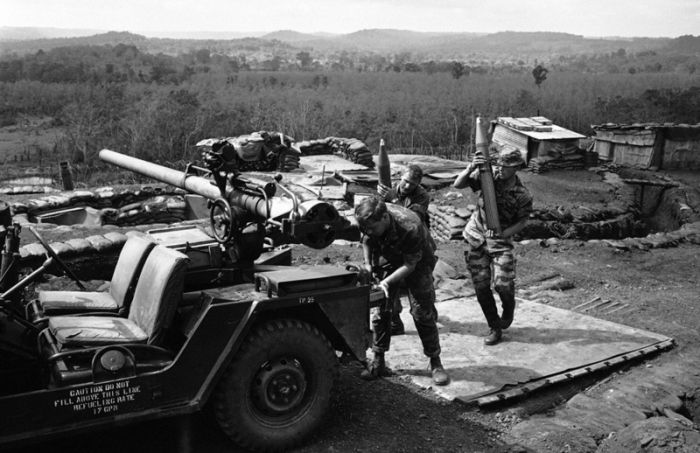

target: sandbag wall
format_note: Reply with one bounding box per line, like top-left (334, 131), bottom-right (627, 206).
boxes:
top-left (0, 185), bottom-right (59, 195)
top-left (297, 137), bottom-right (375, 168)
top-left (528, 154), bottom-right (587, 173)
top-left (429, 203), bottom-right (646, 242)
top-left (100, 196), bottom-right (187, 226)
top-left (525, 205), bottom-right (647, 239)
top-left (279, 150), bottom-right (301, 171)
top-left (196, 131), bottom-right (301, 172)
top-left (10, 186), bottom-right (190, 227)
top-left (429, 204), bottom-right (472, 242)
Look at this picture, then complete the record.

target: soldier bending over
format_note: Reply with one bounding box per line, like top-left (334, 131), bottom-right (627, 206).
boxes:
top-left (377, 163), bottom-right (432, 336)
top-left (355, 196), bottom-right (449, 386)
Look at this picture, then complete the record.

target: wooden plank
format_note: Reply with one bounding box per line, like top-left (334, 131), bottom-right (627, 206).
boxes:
top-left (531, 116), bottom-right (553, 125)
top-left (509, 118), bottom-right (534, 131)
top-left (517, 117), bottom-right (542, 127)
top-left (498, 117), bottom-right (533, 131)
top-left (498, 117), bottom-right (514, 125)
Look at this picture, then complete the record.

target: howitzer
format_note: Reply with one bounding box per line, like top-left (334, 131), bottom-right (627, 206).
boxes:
top-left (99, 149), bottom-right (347, 254)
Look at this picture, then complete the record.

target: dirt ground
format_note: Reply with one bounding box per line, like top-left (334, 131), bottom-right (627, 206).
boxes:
top-left (286, 218), bottom-right (700, 452)
top-left (6, 166), bottom-right (700, 453)
top-left (277, 166), bottom-right (700, 452)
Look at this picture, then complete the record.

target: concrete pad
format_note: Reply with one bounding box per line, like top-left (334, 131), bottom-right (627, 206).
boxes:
top-left (384, 295), bottom-right (673, 404)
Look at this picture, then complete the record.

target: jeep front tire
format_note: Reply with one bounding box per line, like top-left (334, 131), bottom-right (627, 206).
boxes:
top-left (213, 318), bottom-right (338, 452)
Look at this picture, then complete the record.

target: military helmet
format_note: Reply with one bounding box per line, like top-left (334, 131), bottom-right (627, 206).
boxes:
top-left (497, 146), bottom-right (525, 168)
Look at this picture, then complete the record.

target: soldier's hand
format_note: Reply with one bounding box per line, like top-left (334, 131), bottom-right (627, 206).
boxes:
top-left (472, 151), bottom-right (486, 167)
top-left (485, 229), bottom-right (501, 239)
top-left (378, 279), bottom-right (391, 299)
top-left (377, 183), bottom-right (390, 197)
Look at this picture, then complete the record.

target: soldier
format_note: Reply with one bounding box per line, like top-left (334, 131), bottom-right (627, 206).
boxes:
top-left (377, 164), bottom-right (431, 228)
top-left (452, 146), bottom-right (533, 345)
top-left (355, 196), bottom-right (449, 386)
top-left (377, 164), bottom-right (431, 335)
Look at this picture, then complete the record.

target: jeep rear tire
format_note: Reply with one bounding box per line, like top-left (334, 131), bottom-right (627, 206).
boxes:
top-left (213, 318), bottom-right (338, 452)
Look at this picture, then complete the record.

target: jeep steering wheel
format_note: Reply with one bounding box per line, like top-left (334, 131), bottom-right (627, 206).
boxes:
top-left (29, 227), bottom-right (86, 290)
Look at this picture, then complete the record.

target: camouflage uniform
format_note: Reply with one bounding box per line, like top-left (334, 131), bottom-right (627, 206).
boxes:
top-left (462, 165), bottom-right (533, 329)
top-left (363, 204), bottom-right (441, 358)
top-left (383, 181), bottom-right (432, 323)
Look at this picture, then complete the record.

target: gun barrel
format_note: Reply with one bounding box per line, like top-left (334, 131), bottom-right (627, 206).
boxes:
top-left (100, 149), bottom-right (222, 200)
top-left (100, 149), bottom-right (284, 219)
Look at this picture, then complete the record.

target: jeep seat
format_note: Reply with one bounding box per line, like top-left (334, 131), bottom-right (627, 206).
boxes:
top-left (40, 246), bottom-right (189, 385)
top-left (27, 236), bottom-right (156, 322)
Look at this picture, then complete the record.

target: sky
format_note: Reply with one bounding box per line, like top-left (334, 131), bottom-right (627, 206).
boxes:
top-left (3, 0), bottom-right (699, 38)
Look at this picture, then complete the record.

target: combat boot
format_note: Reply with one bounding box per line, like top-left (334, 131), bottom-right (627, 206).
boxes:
top-left (429, 356), bottom-right (450, 386)
top-left (360, 353), bottom-right (392, 380)
top-left (390, 316), bottom-right (405, 336)
top-left (484, 327), bottom-right (502, 346)
top-left (498, 291), bottom-right (516, 330)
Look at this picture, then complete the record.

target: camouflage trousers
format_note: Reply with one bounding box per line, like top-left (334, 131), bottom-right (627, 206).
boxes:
top-left (464, 239), bottom-right (516, 293)
top-left (465, 239), bottom-right (517, 329)
top-left (370, 266), bottom-right (441, 358)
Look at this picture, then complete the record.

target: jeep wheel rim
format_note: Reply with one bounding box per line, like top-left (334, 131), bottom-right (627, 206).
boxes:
top-left (252, 357), bottom-right (307, 415)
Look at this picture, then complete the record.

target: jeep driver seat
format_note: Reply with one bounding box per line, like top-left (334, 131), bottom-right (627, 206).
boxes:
top-left (39, 245), bottom-right (189, 385)
top-left (27, 235), bottom-right (156, 322)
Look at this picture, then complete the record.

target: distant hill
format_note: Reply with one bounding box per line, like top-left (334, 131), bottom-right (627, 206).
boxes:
top-left (664, 35), bottom-right (700, 53)
top-left (0, 27), bottom-right (690, 61)
top-left (277, 29), bottom-right (672, 59)
top-left (329, 29), bottom-right (477, 52)
top-left (259, 29), bottom-right (673, 58)
top-left (0, 31), bottom-right (295, 57)
top-left (0, 26), bottom-right (103, 40)
top-left (138, 31), bottom-right (266, 40)
top-left (444, 31), bottom-right (672, 57)
top-left (0, 31), bottom-right (150, 55)
top-left (261, 30), bottom-right (336, 43)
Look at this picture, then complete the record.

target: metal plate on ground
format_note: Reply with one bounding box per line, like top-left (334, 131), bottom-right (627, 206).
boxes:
top-left (386, 296), bottom-right (673, 404)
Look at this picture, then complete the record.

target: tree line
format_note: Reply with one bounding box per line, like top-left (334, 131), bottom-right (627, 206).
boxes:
top-left (1, 41), bottom-right (698, 86)
top-left (0, 44), bottom-right (698, 177)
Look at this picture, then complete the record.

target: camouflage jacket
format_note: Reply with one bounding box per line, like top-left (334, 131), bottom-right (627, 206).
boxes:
top-left (364, 204), bottom-right (437, 273)
top-left (461, 165), bottom-right (533, 248)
